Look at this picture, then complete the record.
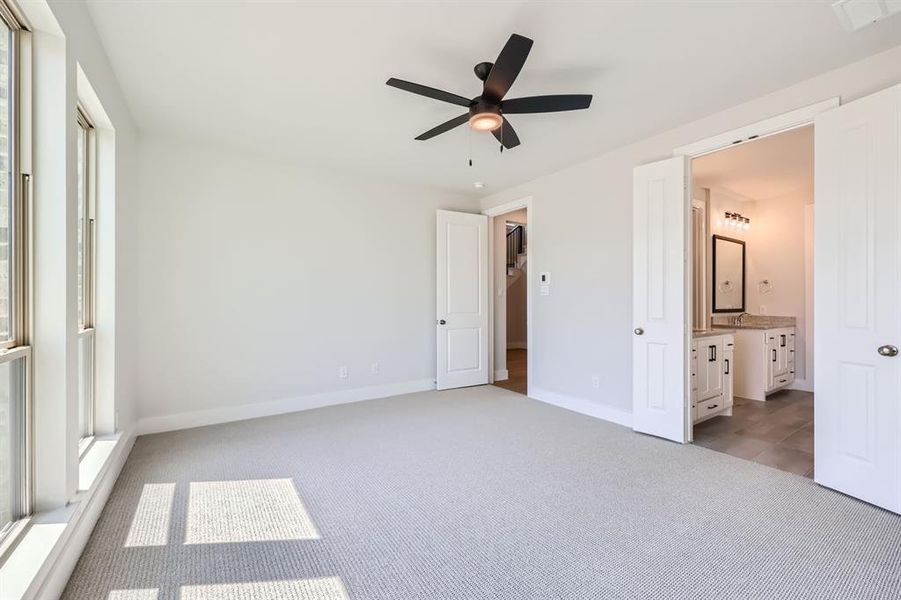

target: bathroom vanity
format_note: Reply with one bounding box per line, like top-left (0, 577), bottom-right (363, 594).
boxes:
top-left (691, 330), bottom-right (735, 423)
top-left (712, 316), bottom-right (796, 401)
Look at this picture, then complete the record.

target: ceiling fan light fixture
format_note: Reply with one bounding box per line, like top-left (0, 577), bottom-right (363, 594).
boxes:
top-left (468, 112), bottom-right (503, 132)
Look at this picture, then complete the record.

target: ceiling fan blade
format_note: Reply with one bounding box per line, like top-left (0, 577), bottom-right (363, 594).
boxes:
top-left (492, 117), bottom-right (521, 149)
top-left (502, 94), bottom-right (592, 114)
top-left (386, 78), bottom-right (472, 107)
top-left (415, 113), bottom-right (470, 141)
top-left (482, 34), bottom-right (533, 103)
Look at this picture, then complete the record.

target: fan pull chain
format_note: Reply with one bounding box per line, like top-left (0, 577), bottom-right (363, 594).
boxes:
top-left (468, 127), bottom-right (473, 167)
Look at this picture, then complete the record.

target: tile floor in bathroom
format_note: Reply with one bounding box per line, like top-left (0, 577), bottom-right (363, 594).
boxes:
top-left (693, 389), bottom-right (814, 478)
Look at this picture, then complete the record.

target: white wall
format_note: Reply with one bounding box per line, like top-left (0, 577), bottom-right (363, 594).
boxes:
top-left (135, 137), bottom-right (475, 430)
top-left (478, 44), bottom-right (901, 420)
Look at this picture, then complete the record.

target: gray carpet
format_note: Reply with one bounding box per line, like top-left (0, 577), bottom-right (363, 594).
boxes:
top-left (63, 386), bottom-right (901, 599)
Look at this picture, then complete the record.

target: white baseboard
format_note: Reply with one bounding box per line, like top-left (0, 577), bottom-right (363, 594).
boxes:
top-left (506, 342), bottom-right (527, 350)
top-left (529, 387), bottom-right (633, 428)
top-left (7, 430), bottom-right (136, 600)
top-left (494, 369), bottom-right (509, 381)
top-left (137, 378), bottom-right (436, 435)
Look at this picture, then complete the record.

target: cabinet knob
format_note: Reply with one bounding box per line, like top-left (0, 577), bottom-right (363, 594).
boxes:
top-left (633, 328), bottom-right (644, 336)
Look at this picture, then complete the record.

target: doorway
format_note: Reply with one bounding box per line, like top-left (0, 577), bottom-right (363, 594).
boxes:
top-left (632, 86), bottom-right (901, 514)
top-left (492, 209), bottom-right (528, 395)
top-left (689, 125), bottom-right (815, 478)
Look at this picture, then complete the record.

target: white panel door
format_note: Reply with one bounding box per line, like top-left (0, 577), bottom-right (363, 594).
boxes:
top-left (436, 210), bottom-right (489, 391)
top-left (633, 156), bottom-right (689, 442)
top-left (816, 84), bottom-right (901, 513)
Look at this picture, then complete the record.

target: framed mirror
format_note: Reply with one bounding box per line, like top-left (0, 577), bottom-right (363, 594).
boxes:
top-left (712, 235), bottom-right (745, 313)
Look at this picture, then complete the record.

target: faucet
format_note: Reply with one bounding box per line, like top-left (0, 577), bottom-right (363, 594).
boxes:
top-left (735, 312), bottom-right (751, 326)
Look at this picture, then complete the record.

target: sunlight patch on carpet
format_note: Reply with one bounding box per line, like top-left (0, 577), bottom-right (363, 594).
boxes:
top-left (179, 577), bottom-right (347, 599)
top-left (124, 483), bottom-right (175, 547)
top-left (185, 478), bottom-right (319, 544)
top-left (107, 589), bottom-right (158, 600)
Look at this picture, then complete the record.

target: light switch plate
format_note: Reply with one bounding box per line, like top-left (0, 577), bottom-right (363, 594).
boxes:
top-left (540, 285), bottom-right (550, 296)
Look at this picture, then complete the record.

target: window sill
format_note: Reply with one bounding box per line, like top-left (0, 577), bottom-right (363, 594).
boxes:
top-left (0, 429), bottom-right (134, 600)
top-left (77, 435), bottom-right (94, 459)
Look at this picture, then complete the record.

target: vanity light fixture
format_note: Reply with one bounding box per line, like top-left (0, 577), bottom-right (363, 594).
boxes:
top-left (724, 212), bottom-right (750, 230)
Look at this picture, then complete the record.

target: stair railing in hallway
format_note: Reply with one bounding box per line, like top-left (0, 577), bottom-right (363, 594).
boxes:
top-left (506, 224), bottom-right (525, 269)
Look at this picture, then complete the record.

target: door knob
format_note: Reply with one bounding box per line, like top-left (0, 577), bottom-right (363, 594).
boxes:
top-left (438, 319), bottom-right (446, 325)
top-left (877, 345), bottom-right (898, 357)
top-left (633, 328), bottom-right (644, 336)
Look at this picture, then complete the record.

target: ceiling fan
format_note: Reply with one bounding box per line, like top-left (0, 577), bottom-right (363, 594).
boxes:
top-left (386, 33), bottom-right (592, 150)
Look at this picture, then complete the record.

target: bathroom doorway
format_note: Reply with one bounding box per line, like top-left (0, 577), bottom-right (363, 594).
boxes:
top-left (689, 125), bottom-right (815, 477)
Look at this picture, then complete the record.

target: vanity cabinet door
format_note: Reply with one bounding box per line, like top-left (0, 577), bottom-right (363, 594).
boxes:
top-left (788, 331), bottom-right (796, 381)
top-left (699, 338), bottom-right (724, 400)
top-left (765, 334), bottom-right (777, 391)
top-left (775, 329), bottom-right (791, 377)
top-left (723, 338), bottom-right (734, 408)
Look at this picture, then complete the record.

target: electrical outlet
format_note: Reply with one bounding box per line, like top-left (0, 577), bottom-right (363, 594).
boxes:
top-left (760, 305), bottom-right (768, 315)
top-left (339, 365), bottom-right (348, 379)
top-left (592, 375), bottom-right (600, 389)
top-left (370, 362), bottom-right (379, 374)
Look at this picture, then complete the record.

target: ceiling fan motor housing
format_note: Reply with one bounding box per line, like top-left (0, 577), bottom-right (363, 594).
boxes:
top-left (470, 99), bottom-right (501, 117)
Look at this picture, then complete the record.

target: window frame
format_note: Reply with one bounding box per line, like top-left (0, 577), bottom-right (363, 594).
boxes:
top-left (0, 0), bottom-right (31, 548)
top-left (75, 105), bottom-right (95, 442)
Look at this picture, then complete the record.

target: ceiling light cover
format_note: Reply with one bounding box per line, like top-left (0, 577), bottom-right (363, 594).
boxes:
top-left (469, 112), bottom-right (503, 132)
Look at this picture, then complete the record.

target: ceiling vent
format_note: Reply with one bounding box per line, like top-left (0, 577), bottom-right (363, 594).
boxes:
top-left (832, 0), bottom-right (901, 31)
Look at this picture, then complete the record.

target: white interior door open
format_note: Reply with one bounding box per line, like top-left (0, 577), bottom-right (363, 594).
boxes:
top-left (632, 156), bottom-right (689, 442)
top-left (815, 84), bottom-right (901, 514)
top-left (436, 210), bottom-right (489, 390)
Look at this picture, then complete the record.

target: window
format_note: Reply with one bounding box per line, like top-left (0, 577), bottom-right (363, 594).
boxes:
top-left (0, 3), bottom-right (29, 541)
top-left (76, 107), bottom-right (95, 442)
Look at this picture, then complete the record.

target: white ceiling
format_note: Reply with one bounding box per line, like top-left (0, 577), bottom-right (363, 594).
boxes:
top-left (693, 125), bottom-right (814, 201)
top-left (84, 1), bottom-right (901, 197)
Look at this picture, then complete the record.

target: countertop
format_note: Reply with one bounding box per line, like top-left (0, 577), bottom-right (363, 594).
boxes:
top-left (711, 315), bottom-right (796, 330)
top-left (693, 328), bottom-right (735, 338)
